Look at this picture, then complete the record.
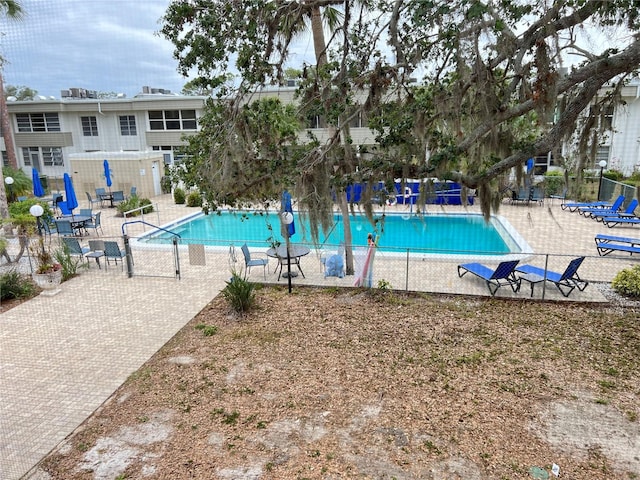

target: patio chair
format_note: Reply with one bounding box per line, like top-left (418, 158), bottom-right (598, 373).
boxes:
top-left (589, 198), bottom-right (637, 221)
top-left (61, 237), bottom-right (89, 264)
top-left (55, 219), bottom-right (75, 237)
top-left (549, 187), bottom-right (568, 205)
top-left (95, 188), bottom-right (107, 207)
top-left (241, 243), bottom-right (269, 279)
top-left (41, 220), bottom-right (57, 239)
top-left (577, 195), bottom-right (625, 216)
top-left (103, 240), bottom-right (127, 270)
top-left (79, 208), bottom-right (93, 217)
top-left (112, 191), bottom-right (125, 205)
top-left (457, 260), bottom-right (521, 296)
top-left (530, 186), bottom-right (544, 205)
top-left (515, 257), bottom-right (588, 298)
top-left (85, 191), bottom-right (101, 209)
top-left (86, 240), bottom-right (105, 269)
top-left (84, 211), bottom-right (103, 236)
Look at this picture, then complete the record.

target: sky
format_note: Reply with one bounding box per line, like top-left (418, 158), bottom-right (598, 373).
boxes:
top-left (0, 0), bottom-right (191, 98)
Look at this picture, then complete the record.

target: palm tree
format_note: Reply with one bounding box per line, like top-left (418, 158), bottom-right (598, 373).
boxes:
top-left (0, 0), bottom-right (24, 219)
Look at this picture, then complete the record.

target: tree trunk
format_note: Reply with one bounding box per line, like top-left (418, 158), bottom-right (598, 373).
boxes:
top-left (338, 190), bottom-right (355, 275)
top-left (310, 6), bottom-right (327, 68)
top-left (0, 72), bottom-right (18, 168)
top-left (0, 71), bottom-right (16, 218)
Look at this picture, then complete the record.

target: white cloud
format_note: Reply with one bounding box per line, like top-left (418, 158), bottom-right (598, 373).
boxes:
top-left (0, 0), bottom-right (187, 97)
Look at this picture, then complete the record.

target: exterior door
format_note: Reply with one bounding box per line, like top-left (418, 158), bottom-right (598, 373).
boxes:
top-left (152, 161), bottom-right (161, 196)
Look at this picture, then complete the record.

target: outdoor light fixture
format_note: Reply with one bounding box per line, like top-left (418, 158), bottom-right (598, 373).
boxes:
top-left (4, 176), bottom-right (14, 202)
top-left (29, 204), bottom-right (45, 251)
top-left (597, 160), bottom-right (607, 201)
top-left (281, 211), bottom-right (294, 225)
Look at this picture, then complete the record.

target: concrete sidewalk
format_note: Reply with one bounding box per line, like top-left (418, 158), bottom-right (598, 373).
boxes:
top-left (0, 271), bottom-right (223, 480)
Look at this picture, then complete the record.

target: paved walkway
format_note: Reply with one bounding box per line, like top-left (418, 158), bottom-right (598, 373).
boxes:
top-left (1, 194), bottom-right (636, 479)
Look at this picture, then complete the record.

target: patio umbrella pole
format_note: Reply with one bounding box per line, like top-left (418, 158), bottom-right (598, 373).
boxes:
top-left (286, 235), bottom-right (292, 294)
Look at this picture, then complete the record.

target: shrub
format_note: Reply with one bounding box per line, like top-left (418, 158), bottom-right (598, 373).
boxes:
top-left (160, 175), bottom-right (172, 194)
top-left (543, 171), bottom-right (566, 196)
top-left (173, 187), bottom-right (186, 205)
top-left (611, 265), bottom-right (640, 298)
top-left (222, 273), bottom-right (255, 313)
top-left (54, 243), bottom-right (85, 281)
top-left (187, 191), bottom-right (203, 207)
top-left (116, 196), bottom-right (154, 217)
top-left (0, 270), bottom-right (36, 300)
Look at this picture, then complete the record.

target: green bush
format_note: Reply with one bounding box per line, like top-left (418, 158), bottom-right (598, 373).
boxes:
top-left (116, 196), bottom-right (154, 217)
top-left (222, 273), bottom-right (256, 313)
top-left (186, 191), bottom-right (203, 207)
top-left (603, 169), bottom-right (624, 181)
top-left (0, 270), bottom-right (36, 300)
top-left (611, 265), bottom-right (640, 298)
top-left (173, 187), bottom-right (186, 205)
top-left (544, 171), bottom-right (565, 196)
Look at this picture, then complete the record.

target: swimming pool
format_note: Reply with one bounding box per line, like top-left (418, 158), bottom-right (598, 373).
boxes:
top-left (134, 210), bottom-right (531, 257)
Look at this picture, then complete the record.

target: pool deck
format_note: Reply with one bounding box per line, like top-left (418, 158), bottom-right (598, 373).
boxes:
top-left (2, 194), bottom-right (638, 479)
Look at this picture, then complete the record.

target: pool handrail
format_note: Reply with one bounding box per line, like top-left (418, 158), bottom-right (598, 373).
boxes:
top-left (122, 220), bottom-right (182, 238)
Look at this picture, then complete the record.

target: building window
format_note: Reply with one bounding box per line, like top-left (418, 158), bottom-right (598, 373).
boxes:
top-left (596, 146), bottom-right (610, 166)
top-left (81, 116), bottom-right (98, 136)
top-left (148, 110), bottom-right (197, 130)
top-left (42, 147), bottom-right (64, 166)
top-left (119, 115), bottom-right (137, 136)
top-left (16, 113), bottom-right (61, 132)
top-left (21, 146), bottom-right (64, 167)
top-left (2, 151), bottom-right (8, 167)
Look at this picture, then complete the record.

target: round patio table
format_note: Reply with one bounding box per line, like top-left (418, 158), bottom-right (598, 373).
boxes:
top-left (266, 245), bottom-right (310, 279)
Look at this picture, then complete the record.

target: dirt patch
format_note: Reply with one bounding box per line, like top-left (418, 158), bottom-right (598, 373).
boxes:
top-left (39, 288), bottom-right (640, 479)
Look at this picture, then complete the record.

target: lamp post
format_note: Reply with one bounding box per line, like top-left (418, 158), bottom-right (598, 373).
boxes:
top-left (29, 204), bottom-right (45, 252)
top-left (597, 160), bottom-right (607, 201)
top-left (4, 176), bottom-right (14, 203)
top-left (281, 211), bottom-right (294, 294)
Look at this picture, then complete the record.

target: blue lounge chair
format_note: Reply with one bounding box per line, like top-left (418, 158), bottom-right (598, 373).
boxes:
top-left (577, 195), bottom-right (625, 216)
top-left (457, 260), bottom-right (520, 296)
top-left (596, 237), bottom-right (640, 256)
top-left (561, 199), bottom-right (610, 212)
top-left (590, 198), bottom-right (638, 221)
top-left (595, 233), bottom-right (640, 248)
top-left (602, 215), bottom-right (640, 228)
top-left (515, 257), bottom-right (588, 298)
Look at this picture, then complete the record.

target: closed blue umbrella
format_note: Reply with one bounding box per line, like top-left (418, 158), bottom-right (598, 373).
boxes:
top-left (282, 190), bottom-right (295, 237)
top-left (63, 173), bottom-right (78, 214)
top-left (32, 168), bottom-right (45, 197)
top-left (103, 159), bottom-right (112, 190)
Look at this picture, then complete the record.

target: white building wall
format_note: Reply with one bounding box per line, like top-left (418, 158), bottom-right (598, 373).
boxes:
top-left (610, 96), bottom-right (640, 175)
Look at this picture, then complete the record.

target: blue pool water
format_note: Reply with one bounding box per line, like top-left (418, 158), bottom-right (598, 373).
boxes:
top-left (137, 211), bottom-right (527, 256)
